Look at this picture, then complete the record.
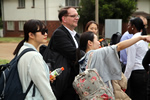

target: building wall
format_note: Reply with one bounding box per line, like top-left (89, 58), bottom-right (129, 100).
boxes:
top-left (137, 0), bottom-right (150, 14)
top-left (3, 0), bottom-right (65, 21)
top-left (2, 0), bottom-right (150, 37)
top-left (46, 0), bottom-right (65, 20)
top-left (3, 0), bottom-right (65, 37)
top-left (3, 20), bottom-right (61, 37)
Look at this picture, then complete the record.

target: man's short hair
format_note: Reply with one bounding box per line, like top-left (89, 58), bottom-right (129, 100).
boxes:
top-left (58, 6), bottom-right (76, 22)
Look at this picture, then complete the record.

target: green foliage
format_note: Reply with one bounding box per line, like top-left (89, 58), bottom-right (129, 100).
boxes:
top-left (78, 0), bottom-right (95, 26)
top-left (0, 37), bottom-right (23, 43)
top-left (78, 0), bottom-right (136, 25)
top-left (0, 59), bottom-right (9, 65)
top-left (0, 37), bottom-right (50, 43)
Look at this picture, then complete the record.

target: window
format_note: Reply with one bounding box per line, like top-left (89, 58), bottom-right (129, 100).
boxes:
top-left (7, 21), bottom-right (14, 31)
top-left (19, 21), bottom-right (25, 31)
top-left (65, 0), bottom-right (79, 6)
top-left (18, 0), bottom-right (25, 8)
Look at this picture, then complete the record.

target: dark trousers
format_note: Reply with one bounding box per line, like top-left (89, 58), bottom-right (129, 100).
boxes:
top-left (56, 87), bottom-right (79, 100)
top-left (121, 62), bottom-right (126, 73)
top-left (128, 70), bottom-right (148, 100)
top-left (147, 71), bottom-right (150, 100)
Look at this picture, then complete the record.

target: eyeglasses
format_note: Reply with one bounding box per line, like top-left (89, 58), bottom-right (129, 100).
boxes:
top-left (66, 15), bottom-right (80, 19)
top-left (35, 29), bottom-right (48, 35)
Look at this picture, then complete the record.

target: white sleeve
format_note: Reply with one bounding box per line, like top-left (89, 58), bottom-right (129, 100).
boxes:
top-left (124, 45), bottom-right (136, 79)
top-left (29, 55), bottom-right (56, 100)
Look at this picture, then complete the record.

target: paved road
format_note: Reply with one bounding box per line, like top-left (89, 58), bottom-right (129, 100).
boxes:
top-left (0, 42), bottom-right (48, 61)
top-left (0, 43), bottom-right (17, 60)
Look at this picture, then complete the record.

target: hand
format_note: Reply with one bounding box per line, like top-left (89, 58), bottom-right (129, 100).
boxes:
top-left (50, 77), bottom-right (56, 83)
top-left (142, 35), bottom-right (150, 42)
top-left (49, 71), bottom-right (56, 83)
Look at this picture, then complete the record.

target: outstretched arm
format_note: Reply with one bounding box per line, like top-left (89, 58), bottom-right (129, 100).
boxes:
top-left (116, 35), bottom-right (150, 52)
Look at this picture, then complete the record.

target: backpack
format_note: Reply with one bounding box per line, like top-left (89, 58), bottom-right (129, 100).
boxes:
top-left (110, 32), bottom-right (122, 45)
top-left (0, 48), bottom-right (35, 100)
top-left (73, 69), bottom-right (114, 100)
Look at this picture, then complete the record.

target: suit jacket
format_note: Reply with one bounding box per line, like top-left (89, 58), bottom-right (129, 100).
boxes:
top-left (49, 25), bottom-right (80, 100)
top-left (50, 25), bottom-right (80, 61)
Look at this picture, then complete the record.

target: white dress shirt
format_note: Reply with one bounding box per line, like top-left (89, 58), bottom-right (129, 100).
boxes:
top-left (64, 26), bottom-right (78, 48)
top-left (124, 32), bottom-right (148, 79)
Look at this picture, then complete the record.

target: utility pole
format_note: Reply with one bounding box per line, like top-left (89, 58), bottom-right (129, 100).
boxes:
top-left (44, 0), bottom-right (47, 25)
top-left (95, 0), bottom-right (99, 38)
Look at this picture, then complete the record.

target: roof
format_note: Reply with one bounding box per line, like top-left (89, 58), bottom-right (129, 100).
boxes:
top-left (132, 11), bottom-right (150, 19)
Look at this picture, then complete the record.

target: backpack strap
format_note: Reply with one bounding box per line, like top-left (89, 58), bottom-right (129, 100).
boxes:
top-left (16, 48), bottom-right (35, 60)
top-left (17, 48), bottom-right (35, 97)
top-left (25, 81), bottom-right (33, 95)
top-left (86, 52), bottom-right (93, 69)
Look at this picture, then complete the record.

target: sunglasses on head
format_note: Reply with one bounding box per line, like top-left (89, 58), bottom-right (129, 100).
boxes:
top-left (35, 29), bottom-right (48, 35)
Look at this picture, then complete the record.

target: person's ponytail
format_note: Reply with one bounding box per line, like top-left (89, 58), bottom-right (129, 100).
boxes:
top-left (13, 39), bottom-right (25, 55)
top-left (141, 27), bottom-right (147, 35)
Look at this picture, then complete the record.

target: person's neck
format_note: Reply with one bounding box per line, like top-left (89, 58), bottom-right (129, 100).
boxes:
top-left (133, 28), bottom-right (139, 35)
top-left (27, 40), bottom-right (39, 49)
top-left (86, 48), bottom-right (91, 53)
top-left (63, 24), bottom-right (74, 31)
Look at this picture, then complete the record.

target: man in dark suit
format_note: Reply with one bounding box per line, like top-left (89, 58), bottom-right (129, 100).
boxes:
top-left (49, 6), bottom-right (80, 100)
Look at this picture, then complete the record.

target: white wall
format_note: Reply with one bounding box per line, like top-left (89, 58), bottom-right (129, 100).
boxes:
top-left (3, 0), bottom-right (65, 21)
top-left (46, 0), bottom-right (65, 20)
top-left (137, 0), bottom-right (150, 14)
top-left (0, 29), bottom-right (3, 37)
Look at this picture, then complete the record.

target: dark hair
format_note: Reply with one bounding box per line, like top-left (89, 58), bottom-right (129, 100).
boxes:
top-left (58, 6), bottom-right (76, 22)
top-left (84, 21), bottom-right (99, 32)
top-left (79, 31), bottom-right (94, 52)
top-left (130, 17), bottom-right (146, 35)
top-left (13, 19), bottom-right (46, 55)
top-left (75, 31), bottom-right (95, 72)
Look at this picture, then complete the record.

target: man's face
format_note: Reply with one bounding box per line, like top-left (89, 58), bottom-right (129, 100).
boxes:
top-left (127, 21), bottom-right (134, 34)
top-left (63, 8), bottom-right (79, 30)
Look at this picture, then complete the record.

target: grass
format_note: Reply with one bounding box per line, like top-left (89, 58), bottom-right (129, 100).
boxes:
top-left (0, 37), bottom-right (23, 43)
top-left (0, 37), bottom-right (50, 43)
top-left (0, 59), bottom-right (10, 65)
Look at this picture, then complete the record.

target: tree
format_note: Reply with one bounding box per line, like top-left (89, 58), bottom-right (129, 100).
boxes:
top-left (0, 1), bottom-right (3, 29)
top-left (78, 0), bottom-right (136, 26)
top-left (0, 1), bottom-right (1, 17)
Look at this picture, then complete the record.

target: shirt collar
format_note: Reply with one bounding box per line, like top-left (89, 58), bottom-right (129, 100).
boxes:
top-left (64, 25), bottom-right (76, 37)
top-left (24, 42), bottom-right (38, 51)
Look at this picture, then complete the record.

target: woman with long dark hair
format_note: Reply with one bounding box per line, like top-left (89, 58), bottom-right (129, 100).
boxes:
top-left (13, 19), bottom-right (56, 100)
top-left (76, 30), bottom-right (150, 99)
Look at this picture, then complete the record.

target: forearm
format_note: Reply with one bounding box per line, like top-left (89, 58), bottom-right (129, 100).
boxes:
top-left (116, 36), bottom-right (143, 51)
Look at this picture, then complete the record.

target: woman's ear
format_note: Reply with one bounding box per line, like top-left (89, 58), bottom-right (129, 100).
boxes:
top-left (28, 32), bottom-right (35, 39)
top-left (132, 25), bottom-right (139, 32)
top-left (88, 40), bottom-right (93, 46)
